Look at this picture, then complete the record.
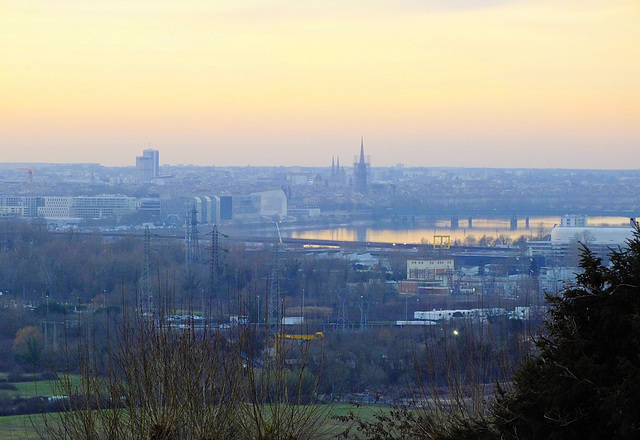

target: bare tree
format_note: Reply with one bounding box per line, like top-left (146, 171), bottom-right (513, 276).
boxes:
top-left (38, 303), bottom-right (243, 440)
top-left (37, 287), bottom-right (330, 440)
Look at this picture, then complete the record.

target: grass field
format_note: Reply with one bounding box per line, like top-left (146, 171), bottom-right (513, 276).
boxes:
top-left (0, 376), bottom-right (81, 401)
top-left (0, 402), bottom-right (389, 439)
top-left (0, 374), bottom-right (83, 440)
top-left (324, 403), bottom-right (385, 437)
top-left (1, 381), bottom-right (58, 400)
top-left (0, 414), bottom-right (40, 440)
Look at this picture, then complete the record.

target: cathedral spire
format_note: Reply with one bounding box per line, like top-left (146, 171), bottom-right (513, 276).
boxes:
top-left (355, 136), bottom-right (368, 194)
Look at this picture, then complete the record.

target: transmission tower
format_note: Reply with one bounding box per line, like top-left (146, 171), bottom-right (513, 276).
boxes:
top-left (206, 224), bottom-right (228, 318)
top-left (336, 288), bottom-right (349, 331)
top-left (208, 224), bottom-right (220, 297)
top-left (358, 295), bottom-right (369, 331)
top-left (185, 206), bottom-right (200, 265)
top-left (139, 225), bottom-right (152, 314)
top-left (267, 243), bottom-right (282, 334)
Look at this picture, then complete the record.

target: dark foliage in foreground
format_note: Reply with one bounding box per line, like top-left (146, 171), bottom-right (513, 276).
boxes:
top-left (342, 226), bottom-right (640, 439)
top-left (491, 226), bottom-right (640, 439)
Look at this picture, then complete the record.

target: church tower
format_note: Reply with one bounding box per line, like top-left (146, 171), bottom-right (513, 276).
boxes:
top-left (354, 137), bottom-right (370, 194)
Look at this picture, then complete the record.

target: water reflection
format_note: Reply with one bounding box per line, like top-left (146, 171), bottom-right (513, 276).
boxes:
top-left (287, 216), bottom-right (630, 244)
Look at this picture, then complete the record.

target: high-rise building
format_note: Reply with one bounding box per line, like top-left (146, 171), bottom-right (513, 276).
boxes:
top-left (136, 149), bottom-right (159, 183)
top-left (145, 149), bottom-right (159, 178)
top-left (220, 196), bottom-right (233, 221)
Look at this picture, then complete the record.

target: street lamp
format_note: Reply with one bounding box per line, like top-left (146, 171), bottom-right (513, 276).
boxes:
top-left (405, 296), bottom-right (408, 321)
top-left (256, 295), bottom-right (260, 325)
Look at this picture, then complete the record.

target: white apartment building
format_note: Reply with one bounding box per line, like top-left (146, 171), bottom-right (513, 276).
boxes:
top-left (38, 197), bottom-right (74, 218)
top-left (70, 195), bottom-right (137, 219)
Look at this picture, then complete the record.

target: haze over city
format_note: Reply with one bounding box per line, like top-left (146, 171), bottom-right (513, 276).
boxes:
top-left (4, 2), bottom-right (640, 437)
top-left (2, 0), bottom-right (639, 168)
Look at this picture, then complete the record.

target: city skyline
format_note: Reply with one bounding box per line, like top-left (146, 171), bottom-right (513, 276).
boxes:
top-left (1, 0), bottom-right (639, 169)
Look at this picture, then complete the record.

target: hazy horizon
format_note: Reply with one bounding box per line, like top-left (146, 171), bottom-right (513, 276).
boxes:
top-left (2, 1), bottom-right (638, 169)
top-left (2, 160), bottom-right (640, 172)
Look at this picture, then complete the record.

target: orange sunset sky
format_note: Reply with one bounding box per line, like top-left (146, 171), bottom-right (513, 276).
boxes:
top-left (1, 0), bottom-right (639, 168)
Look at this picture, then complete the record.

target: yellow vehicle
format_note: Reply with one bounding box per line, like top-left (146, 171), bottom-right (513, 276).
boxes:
top-left (274, 332), bottom-right (324, 352)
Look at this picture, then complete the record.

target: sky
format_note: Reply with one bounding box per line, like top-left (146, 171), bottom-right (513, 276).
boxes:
top-left (1, 0), bottom-right (639, 168)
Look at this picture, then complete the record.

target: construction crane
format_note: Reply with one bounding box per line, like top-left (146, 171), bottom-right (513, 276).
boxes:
top-left (17, 168), bottom-right (36, 194)
top-left (275, 221), bottom-right (283, 245)
top-left (274, 332), bottom-right (324, 353)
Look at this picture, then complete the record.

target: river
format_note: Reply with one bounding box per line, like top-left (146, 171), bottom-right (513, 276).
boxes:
top-left (278, 216), bottom-right (631, 245)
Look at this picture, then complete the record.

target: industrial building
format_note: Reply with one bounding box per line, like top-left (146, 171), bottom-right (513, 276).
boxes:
top-left (0, 195), bottom-right (136, 220)
top-left (159, 190), bottom-right (286, 225)
top-left (0, 189), bottom-right (287, 226)
top-left (528, 215), bottom-right (637, 265)
top-left (160, 195), bottom-right (220, 226)
top-left (215, 190), bottom-right (287, 222)
top-left (399, 258), bottom-right (455, 294)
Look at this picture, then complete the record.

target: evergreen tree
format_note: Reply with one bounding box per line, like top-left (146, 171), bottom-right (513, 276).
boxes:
top-left (493, 226), bottom-right (640, 439)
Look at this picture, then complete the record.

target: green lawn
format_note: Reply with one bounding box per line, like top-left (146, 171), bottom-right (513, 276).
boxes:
top-left (328, 403), bottom-right (382, 418)
top-left (0, 414), bottom-right (41, 440)
top-left (325, 403), bottom-right (389, 437)
top-left (7, 381), bottom-right (58, 400)
top-left (0, 402), bottom-right (389, 439)
top-left (0, 376), bottom-right (80, 400)
top-left (0, 375), bottom-right (77, 440)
